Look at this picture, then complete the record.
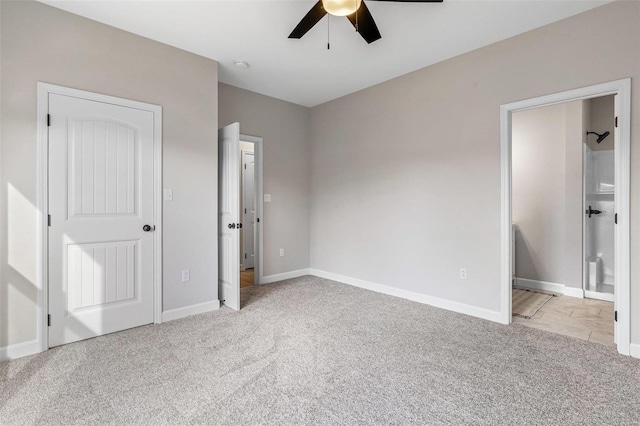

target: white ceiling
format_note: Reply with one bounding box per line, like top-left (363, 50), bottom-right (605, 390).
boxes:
top-left (40, 0), bottom-right (611, 107)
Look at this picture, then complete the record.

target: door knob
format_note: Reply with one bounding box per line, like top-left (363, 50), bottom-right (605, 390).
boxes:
top-left (143, 225), bottom-right (153, 232)
top-left (586, 206), bottom-right (603, 218)
top-left (228, 223), bottom-right (236, 229)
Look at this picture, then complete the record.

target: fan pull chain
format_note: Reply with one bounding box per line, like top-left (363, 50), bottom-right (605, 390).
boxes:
top-left (327, 14), bottom-right (330, 50)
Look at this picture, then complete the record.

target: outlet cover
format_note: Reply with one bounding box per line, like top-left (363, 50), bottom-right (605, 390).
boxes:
top-left (279, 248), bottom-right (285, 257)
top-left (164, 189), bottom-right (173, 201)
top-left (459, 268), bottom-right (467, 280)
top-left (264, 194), bottom-right (272, 203)
top-left (181, 269), bottom-right (190, 282)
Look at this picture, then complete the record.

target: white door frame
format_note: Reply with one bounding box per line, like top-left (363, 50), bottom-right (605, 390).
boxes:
top-left (239, 134), bottom-right (264, 285)
top-left (36, 82), bottom-right (163, 353)
top-left (500, 78), bottom-right (631, 355)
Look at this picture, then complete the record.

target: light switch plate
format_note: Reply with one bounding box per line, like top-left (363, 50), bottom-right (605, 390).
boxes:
top-left (164, 189), bottom-right (173, 201)
top-left (181, 269), bottom-right (190, 282)
top-left (264, 194), bottom-right (272, 203)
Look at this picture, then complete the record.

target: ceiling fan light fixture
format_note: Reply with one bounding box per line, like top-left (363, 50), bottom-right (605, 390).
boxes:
top-left (322, 0), bottom-right (362, 16)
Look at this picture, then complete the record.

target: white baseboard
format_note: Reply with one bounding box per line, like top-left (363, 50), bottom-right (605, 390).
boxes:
top-left (161, 299), bottom-right (220, 322)
top-left (563, 286), bottom-right (585, 298)
top-left (309, 269), bottom-right (502, 323)
top-left (630, 343), bottom-right (640, 359)
top-left (0, 339), bottom-right (41, 362)
top-left (515, 277), bottom-right (584, 298)
top-left (262, 268), bottom-right (310, 284)
top-left (584, 290), bottom-right (615, 302)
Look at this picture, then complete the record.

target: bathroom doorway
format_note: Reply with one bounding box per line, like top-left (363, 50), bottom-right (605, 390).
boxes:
top-left (510, 95), bottom-right (616, 346)
top-left (500, 79), bottom-right (631, 356)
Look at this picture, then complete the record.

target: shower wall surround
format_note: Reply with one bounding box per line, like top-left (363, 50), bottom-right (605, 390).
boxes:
top-left (584, 147), bottom-right (615, 297)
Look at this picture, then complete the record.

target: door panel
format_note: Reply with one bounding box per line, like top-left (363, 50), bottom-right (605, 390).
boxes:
top-left (68, 121), bottom-right (137, 217)
top-left (218, 123), bottom-right (240, 310)
top-left (67, 241), bottom-right (137, 311)
top-left (48, 93), bottom-right (155, 347)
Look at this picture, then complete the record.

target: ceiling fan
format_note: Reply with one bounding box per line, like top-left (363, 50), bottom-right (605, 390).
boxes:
top-left (289, 0), bottom-right (444, 45)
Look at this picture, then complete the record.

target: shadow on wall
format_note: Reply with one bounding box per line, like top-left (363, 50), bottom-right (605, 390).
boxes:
top-left (0, 182), bottom-right (45, 405)
top-left (513, 227), bottom-right (546, 282)
top-left (2, 183), bottom-right (39, 349)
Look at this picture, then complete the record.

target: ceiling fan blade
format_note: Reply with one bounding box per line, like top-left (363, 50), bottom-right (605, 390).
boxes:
top-left (346, 2), bottom-right (381, 44)
top-left (289, 1), bottom-right (328, 39)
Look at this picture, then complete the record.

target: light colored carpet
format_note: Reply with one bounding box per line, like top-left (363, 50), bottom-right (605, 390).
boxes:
top-left (512, 288), bottom-right (554, 319)
top-left (1, 275), bottom-right (640, 425)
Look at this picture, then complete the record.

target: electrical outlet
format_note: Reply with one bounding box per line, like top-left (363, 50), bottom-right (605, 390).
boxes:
top-left (264, 194), bottom-right (272, 203)
top-left (279, 248), bottom-right (285, 257)
top-left (459, 268), bottom-right (467, 280)
top-left (181, 269), bottom-right (190, 282)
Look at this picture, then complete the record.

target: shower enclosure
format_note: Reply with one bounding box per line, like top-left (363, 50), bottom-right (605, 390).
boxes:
top-left (583, 144), bottom-right (615, 301)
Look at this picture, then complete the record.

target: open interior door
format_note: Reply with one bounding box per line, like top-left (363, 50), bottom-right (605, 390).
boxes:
top-left (218, 123), bottom-right (240, 310)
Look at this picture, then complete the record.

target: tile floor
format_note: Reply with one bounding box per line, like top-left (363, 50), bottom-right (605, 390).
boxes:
top-left (513, 292), bottom-right (615, 346)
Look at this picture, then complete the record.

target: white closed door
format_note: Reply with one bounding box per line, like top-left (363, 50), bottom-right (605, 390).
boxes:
top-left (218, 123), bottom-right (240, 310)
top-left (242, 151), bottom-right (256, 269)
top-left (48, 93), bottom-right (156, 347)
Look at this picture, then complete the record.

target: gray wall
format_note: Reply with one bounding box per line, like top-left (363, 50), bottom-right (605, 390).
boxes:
top-left (308, 1), bottom-right (640, 340)
top-left (512, 101), bottom-right (584, 289)
top-left (513, 104), bottom-right (568, 285)
top-left (219, 84), bottom-right (310, 277)
top-left (0, 1), bottom-right (219, 347)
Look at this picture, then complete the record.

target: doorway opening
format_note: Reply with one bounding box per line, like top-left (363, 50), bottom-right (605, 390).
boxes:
top-left (217, 122), bottom-right (263, 310)
top-left (500, 79), bottom-right (631, 356)
top-left (510, 95), bottom-right (615, 346)
top-left (240, 140), bottom-right (257, 288)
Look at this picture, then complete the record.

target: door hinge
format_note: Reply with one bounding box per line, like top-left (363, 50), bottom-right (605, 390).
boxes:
top-left (615, 311), bottom-right (618, 322)
top-left (244, 208), bottom-right (247, 214)
top-left (244, 164), bottom-right (247, 170)
top-left (48, 214), bottom-right (51, 227)
top-left (257, 218), bottom-right (260, 223)
top-left (615, 213), bottom-right (618, 224)
top-left (47, 114), bottom-right (51, 127)
top-left (615, 116), bottom-right (618, 128)
top-left (244, 253), bottom-right (247, 259)
top-left (47, 314), bottom-right (51, 326)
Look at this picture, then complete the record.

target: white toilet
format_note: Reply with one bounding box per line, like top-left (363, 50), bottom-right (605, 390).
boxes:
top-left (587, 257), bottom-right (602, 292)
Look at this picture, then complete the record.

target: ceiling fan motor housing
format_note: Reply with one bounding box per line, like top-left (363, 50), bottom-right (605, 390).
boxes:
top-left (288, 0), bottom-right (443, 45)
